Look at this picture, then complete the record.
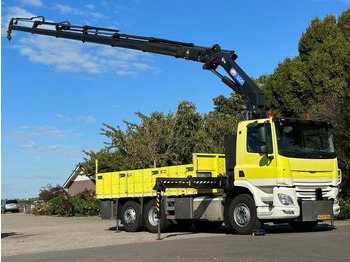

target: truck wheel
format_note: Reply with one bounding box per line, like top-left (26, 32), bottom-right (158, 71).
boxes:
top-left (144, 199), bottom-right (168, 233)
top-left (289, 221), bottom-right (318, 232)
top-left (121, 201), bottom-right (143, 232)
top-left (228, 194), bottom-right (258, 234)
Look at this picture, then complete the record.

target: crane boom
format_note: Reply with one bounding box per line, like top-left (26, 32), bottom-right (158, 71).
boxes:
top-left (7, 16), bottom-right (266, 118)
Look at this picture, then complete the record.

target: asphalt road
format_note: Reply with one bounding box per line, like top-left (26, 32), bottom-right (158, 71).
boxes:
top-left (3, 220), bottom-right (350, 262)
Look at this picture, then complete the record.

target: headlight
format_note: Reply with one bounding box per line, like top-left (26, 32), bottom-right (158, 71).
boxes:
top-left (278, 193), bottom-right (294, 206)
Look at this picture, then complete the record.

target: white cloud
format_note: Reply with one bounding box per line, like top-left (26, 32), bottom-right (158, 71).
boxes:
top-left (13, 34), bottom-right (157, 76)
top-left (4, 125), bottom-right (83, 159)
top-left (55, 114), bottom-right (71, 121)
top-left (7, 125), bottom-right (71, 142)
top-left (17, 35), bottom-right (102, 73)
top-left (116, 70), bottom-right (137, 77)
top-left (53, 3), bottom-right (105, 19)
top-left (79, 116), bottom-right (96, 123)
top-left (54, 4), bottom-right (84, 15)
top-left (17, 141), bottom-right (79, 158)
top-left (19, 0), bottom-right (43, 7)
top-left (86, 4), bottom-right (95, 10)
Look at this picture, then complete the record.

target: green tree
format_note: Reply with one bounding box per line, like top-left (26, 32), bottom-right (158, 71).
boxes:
top-left (82, 148), bottom-right (124, 176)
top-left (194, 93), bottom-right (246, 153)
top-left (38, 184), bottom-right (67, 201)
top-left (169, 101), bottom-right (203, 164)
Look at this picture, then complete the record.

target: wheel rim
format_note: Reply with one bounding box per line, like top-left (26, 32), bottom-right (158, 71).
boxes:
top-left (234, 203), bottom-right (251, 227)
top-left (148, 206), bottom-right (158, 226)
top-left (124, 207), bottom-right (137, 226)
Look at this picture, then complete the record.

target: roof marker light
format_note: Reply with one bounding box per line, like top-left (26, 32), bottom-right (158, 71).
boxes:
top-left (304, 113), bottom-right (311, 120)
top-left (267, 110), bottom-right (274, 118)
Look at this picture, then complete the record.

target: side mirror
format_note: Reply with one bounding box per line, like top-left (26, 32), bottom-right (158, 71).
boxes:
top-left (258, 125), bottom-right (267, 144)
top-left (259, 144), bottom-right (268, 154)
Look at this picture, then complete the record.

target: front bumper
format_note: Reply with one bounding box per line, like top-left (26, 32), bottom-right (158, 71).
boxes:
top-left (256, 187), bottom-right (338, 221)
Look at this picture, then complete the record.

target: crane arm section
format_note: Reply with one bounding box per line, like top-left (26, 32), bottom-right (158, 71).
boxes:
top-left (7, 16), bottom-right (266, 118)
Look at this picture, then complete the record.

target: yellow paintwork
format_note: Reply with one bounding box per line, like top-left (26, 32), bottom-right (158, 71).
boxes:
top-left (96, 153), bottom-right (225, 199)
top-left (235, 118), bottom-right (337, 184)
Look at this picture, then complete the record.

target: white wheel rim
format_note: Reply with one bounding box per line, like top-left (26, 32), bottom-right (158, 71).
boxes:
top-left (124, 207), bottom-right (137, 226)
top-left (234, 203), bottom-right (251, 227)
top-left (148, 206), bottom-right (158, 226)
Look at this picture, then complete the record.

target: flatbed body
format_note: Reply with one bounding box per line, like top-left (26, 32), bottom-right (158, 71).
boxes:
top-left (96, 153), bottom-right (225, 199)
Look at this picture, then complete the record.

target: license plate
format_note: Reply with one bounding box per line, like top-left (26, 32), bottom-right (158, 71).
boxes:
top-left (317, 214), bottom-right (331, 220)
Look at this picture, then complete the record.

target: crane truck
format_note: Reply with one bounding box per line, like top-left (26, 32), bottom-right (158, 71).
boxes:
top-left (7, 17), bottom-right (341, 234)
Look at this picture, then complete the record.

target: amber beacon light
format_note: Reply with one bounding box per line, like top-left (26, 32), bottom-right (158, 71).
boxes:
top-left (267, 110), bottom-right (274, 118)
top-left (304, 113), bottom-right (311, 119)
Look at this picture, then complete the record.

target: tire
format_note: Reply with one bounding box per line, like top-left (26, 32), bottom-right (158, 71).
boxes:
top-left (228, 194), bottom-right (258, 234)
top-left (121, 201), bottom-right (143, 232)
top-left (193, 221), bottom-right (223, 231)
top-left (289, 221), bottom-right (318, 232)
top-left (144, 199), bottom-right (168, 233)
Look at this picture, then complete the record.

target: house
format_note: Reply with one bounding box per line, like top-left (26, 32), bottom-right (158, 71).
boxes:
top-left (63, 164), bottom-right (95, 196)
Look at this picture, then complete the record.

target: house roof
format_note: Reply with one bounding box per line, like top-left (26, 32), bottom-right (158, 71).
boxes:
top-left (63, 164), bottom-right (94, 189)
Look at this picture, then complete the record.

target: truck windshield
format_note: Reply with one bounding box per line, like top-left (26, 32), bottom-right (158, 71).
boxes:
top-left (275, 121), bottom-right (335, 159)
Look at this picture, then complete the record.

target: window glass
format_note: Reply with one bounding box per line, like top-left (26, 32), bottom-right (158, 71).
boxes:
top-left (247, 123), bottom-right (273, 154)
top-left (275, 122), bottom-right (335, 159)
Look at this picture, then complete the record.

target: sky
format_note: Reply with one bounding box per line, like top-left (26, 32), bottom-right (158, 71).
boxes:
top-left (1, 0), bottom-right (349, 199)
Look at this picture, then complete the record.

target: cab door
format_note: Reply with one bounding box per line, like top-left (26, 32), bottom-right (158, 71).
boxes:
top-left (235, 121), bottom-right (277, 187)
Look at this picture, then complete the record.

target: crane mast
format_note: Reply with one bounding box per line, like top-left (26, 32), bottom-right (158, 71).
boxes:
top-left (7, 16), bottom-right (266, 119)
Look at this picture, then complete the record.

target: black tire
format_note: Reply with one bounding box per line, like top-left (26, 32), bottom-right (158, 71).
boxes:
top-left (228, 194), bottom-right (258, 234)
top-left (144, 199), bottom-right (168, 233)
top-left (289, 221), bottom-right (318, 232)
top-left (121, 201), bottom-right (143, 232)
top-left (193, 221), bottom-right (223, 231)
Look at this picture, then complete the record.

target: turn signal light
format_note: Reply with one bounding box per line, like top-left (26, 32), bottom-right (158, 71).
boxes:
top-left (267, 110), bottom-right (274, 118)
top-left (304, 113), bottom-right (311, 119)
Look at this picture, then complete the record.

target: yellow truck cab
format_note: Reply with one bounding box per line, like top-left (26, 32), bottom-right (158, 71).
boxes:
top-left (233, 117), bottom-right (340, 228)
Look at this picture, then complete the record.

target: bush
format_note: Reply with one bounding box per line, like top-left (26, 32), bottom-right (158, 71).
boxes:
top-left (31, 193), bottom-right (99, 217)
top-left (338, 198), bottom-right (350, 220)
top-left (49, 195), bottom-right (72, 216)
top-left (70, 194), bottom-right (99, 216)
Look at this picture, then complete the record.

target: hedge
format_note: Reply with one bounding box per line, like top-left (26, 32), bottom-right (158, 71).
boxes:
top-left (32, 195), bottom-right (99, 217)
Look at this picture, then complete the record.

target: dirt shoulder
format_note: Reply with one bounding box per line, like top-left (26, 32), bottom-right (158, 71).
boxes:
top-left (1, 213), bottom-right (223, 257)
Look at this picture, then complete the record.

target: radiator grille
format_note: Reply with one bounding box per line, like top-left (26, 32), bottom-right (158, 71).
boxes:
top-left (294, 181), bottom-right (332, 201)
